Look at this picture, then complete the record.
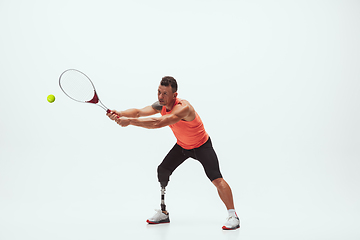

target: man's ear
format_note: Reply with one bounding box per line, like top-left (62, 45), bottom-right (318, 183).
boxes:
top-left (174, 92), bottom-right (178, 99)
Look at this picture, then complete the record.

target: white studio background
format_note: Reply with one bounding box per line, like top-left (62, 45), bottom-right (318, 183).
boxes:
top-left (0, 0), bottom-right (359, 239)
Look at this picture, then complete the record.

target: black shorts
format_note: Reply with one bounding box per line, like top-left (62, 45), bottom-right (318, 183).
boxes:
top-left (159, 137), bottom-right (223, 182)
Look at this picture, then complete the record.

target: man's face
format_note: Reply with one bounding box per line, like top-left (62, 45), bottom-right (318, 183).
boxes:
top-left (158, 85), bottom-right (176, 106)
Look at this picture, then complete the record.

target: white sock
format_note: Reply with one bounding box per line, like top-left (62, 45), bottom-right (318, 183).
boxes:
top-left (228, 209), bottom-right (237, 217)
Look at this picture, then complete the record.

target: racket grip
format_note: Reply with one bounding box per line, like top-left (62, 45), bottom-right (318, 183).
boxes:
top-left (107, 109), bottom-right (120, 118)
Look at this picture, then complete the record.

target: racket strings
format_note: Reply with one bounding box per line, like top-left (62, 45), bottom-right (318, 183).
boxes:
top-left (59, 70), bottom-right (97, 103)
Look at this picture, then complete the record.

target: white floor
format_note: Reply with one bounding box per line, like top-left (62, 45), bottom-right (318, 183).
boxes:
top-left (1, 217), bottom-right (358, 240)
top-left (1, 221), bottom-right (239, 240)
top-left (1, 151), bottom-right (359, 240)
top-left (1, 198), bottom-right (359, 240)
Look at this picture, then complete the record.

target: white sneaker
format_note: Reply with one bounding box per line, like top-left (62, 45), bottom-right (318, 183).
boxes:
top-left (146, 209), bottom-right (170, 224)
top-left (222, 215), bottom-right (240, 230)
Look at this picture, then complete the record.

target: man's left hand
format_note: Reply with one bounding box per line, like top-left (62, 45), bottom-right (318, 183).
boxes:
top-left (115, 117), bottom-right (131, 127)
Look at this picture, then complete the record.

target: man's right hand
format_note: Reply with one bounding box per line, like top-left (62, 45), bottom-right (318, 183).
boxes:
top-left (106, 110), bottom-right (121, 120)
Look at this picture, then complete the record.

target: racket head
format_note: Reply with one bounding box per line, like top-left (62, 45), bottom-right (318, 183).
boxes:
top-left (59, 69), bottom-right (109, 111)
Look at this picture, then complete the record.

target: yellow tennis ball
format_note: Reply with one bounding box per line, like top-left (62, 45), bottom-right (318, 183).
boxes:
top-left (47, 94), bottom-right (55, 103)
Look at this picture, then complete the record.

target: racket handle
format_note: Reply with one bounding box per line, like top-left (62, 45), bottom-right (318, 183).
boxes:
top-left (107, 109), bottom-right (120, 118)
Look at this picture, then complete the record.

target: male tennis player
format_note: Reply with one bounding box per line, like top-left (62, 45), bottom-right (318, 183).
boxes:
top-left (107, 76), bottom-right (240, 230)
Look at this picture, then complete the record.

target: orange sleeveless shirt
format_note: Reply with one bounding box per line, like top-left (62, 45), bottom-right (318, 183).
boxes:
top-left (161, 98), bottom-right (209, 149)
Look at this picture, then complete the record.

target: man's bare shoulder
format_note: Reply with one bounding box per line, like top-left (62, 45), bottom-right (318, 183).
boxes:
top-left (173, 99), bottom-right (190, 110)
top-left (173, 99), bottom-right (195, 121)
top-left (151, 101), bottom-right (163, 112)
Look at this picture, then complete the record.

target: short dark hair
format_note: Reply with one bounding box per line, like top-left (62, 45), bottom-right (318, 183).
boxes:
top-left (161, 76), bottom-right (178, 93)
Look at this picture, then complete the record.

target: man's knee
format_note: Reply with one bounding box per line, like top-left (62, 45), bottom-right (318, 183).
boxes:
top-left (157, 165), bottom-right (172, 187)
top-left (212, 177), bottom-right (225, 188)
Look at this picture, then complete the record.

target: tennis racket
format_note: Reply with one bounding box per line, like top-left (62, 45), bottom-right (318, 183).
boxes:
top-left (59, 69), bottom-right (113, 114)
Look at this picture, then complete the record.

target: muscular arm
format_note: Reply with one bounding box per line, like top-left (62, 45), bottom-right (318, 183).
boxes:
top-left (110, 105), bottom-right (159, 118)
top-left (116, 104), bottom-right (191, 129)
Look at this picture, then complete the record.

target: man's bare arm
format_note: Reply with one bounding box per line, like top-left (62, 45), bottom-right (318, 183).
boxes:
top-left (115, 104), bottom-right (191, 129)
top-left (109, 105), bottom-right (159, 118)
top-left (127, 114), bottom-right (182, 129)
